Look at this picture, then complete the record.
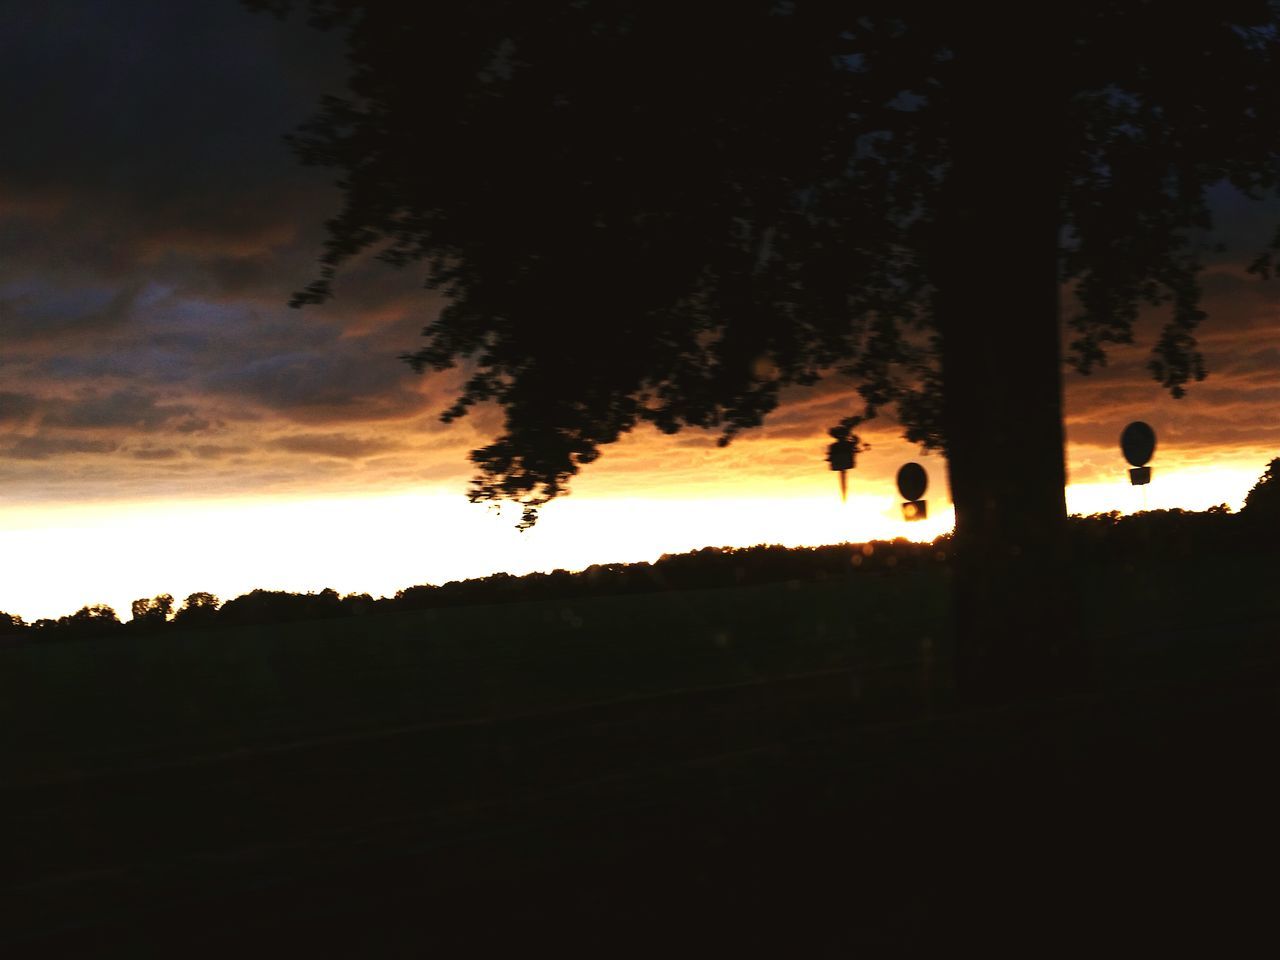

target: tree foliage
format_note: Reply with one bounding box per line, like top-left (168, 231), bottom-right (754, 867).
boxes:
top-left (248, 1), bottom-right (1280, 522)
top-left (130, 593), bottom-right (174, 628)
top-left (28, 604), bottom-right (122, 641)
top-left (218, 587), bottom-right (343, 626)
top-left (1242, 456), bottom-right (1280, 524)
top-left (173, 591), bottom-right (222, 627)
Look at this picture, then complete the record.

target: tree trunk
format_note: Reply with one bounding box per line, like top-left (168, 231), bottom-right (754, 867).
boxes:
top-left (933, 30), bottom-right (1086, 703)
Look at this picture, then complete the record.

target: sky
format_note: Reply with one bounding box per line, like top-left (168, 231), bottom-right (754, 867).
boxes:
top-left (1, 2), bottom-right (1278, 622)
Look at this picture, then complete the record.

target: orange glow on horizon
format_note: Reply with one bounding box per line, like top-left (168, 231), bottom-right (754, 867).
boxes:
top-left (0, 453), bottom-right (1265, 623)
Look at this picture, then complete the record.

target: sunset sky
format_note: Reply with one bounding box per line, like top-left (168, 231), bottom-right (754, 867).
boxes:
top-left (2, 2), bottom-right (1278, 622)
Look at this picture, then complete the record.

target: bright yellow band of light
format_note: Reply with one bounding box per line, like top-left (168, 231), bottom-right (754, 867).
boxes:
top-left (0, 461), bottom-right (1261, 623)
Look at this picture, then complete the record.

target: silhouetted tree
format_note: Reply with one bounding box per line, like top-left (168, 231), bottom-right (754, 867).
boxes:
top-left (1242, 457), bottom-right (1280, 527)
top-left (1068, 508), bottom-right (1242, 563)
top-left (340, 592), bottom-right (376, 616)
top-left (0, 611), bottom-right (26, 642)
top-left (68, 604), bottom-right (120, 626)
top-left (173, 591), bottom-right (221, 627)
top-left (250, 1), bottom-right (1280, 698)
top-left (130, 593), bottom-right (174, 629)
top-left (34, 604), bottom-right (122, 641)
top-left (219, 587), bottom-right (345, 626)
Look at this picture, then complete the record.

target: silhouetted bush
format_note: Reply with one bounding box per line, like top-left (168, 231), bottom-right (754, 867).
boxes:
top-left (339, 593), bottom-right (376, 617)
top-left (1242, 458), bottom-right (1280, 530)
top-left (392, 540), bottom-right (946, 614)
top-left (128, 594), bottom-right (174, 631)
top-left (218, 587), bottom-right (344, 626)
top-left (30, 604), bottom-right (121, 643)
top-left (172, 592), bottom-right (221, 627)
top-left (0, 611), bottom-right (26, 645)
top-left (1067, 507), bottom-right (1245, 562)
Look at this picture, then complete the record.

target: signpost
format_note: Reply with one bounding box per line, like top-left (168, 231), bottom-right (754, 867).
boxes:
top-left (1121, 421), bottom-right (1156, 486)
top-left (828, 438), bottom-right (855, 502)
top-left (897, 462), bottom-right (928, 521)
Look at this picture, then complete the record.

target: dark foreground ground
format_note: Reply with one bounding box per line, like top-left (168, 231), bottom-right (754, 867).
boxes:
top-left (4, 555), bottom-right (1280, 955)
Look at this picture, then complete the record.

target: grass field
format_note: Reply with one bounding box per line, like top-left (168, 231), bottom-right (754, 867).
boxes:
top-left (4, 552), bottom-right (1279, 953)
top-left (2, 568), bottom-right (948, 784)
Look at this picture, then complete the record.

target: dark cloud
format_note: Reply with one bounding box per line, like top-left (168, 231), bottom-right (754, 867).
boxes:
top-left (1199, 184), bottom-right (1280, 267)
top-left (203, 344), bottom-right (429, 423)
top-left (0, 391), bottom-right (40, 427)
top-left (4, 435), bottom-right (119, 460)
top-left (1217, 345), bottom-right (1280, 385)
top-left (131, 447), bottom-right (182, 461)
top-left (0, 1), bottom-right (344, 252)
top-left (43, 388), bottom-right (201, 432)
top-left (191, 443), bottom-right (251, 460)
top-left (274, 433), bottom-right (403, 459)
top-left (1062, 276), bottom-right (1280, 456)
top-left (0, 282), bottom-right (142, 344)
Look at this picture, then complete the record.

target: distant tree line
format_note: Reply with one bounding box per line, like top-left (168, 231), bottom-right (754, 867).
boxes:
top-left (0, 540), bottom-right (944, 646)
top-left (2, 475), bottom-right (1276, 647)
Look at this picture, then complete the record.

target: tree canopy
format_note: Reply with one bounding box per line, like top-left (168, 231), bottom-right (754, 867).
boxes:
top-left (1242, 456), bottom-right (1280, 524)
top-left (250, 1), bottom-right (1280, 524)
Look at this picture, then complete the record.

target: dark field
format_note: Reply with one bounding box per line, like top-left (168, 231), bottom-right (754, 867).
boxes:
top-left (4, 552), bottom-right (1280, 954)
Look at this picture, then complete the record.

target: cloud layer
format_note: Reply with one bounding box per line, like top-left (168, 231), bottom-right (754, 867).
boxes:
top-left (1, 2), bottom-right (1277, 515)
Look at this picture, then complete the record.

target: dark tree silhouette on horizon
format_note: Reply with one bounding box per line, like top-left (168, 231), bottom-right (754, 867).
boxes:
top-left (173, 591), bottom-right (222, 627)
top-left (1242, 457), bottom-right (1280, 526)
top-left (249, 0), bottom-right (1280, 698)
top-left (130, 593), bottom-right (174, 628)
